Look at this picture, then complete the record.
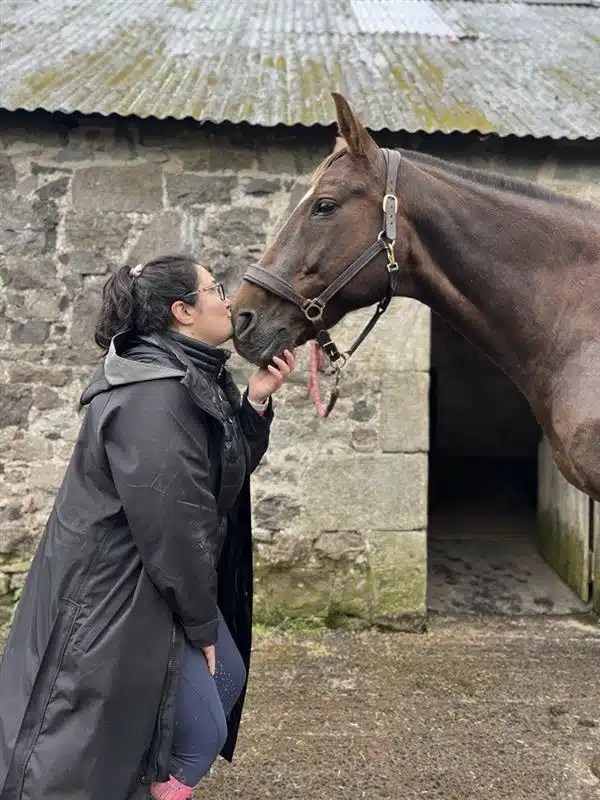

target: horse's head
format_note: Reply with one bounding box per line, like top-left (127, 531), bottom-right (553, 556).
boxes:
top-left (231, 93), bottom-right (415, 366)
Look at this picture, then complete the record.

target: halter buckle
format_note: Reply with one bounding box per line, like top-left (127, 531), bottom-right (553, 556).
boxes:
top-left (382, 193), bottom-right (398, 214)
top-left (302, 298), bottom-right (325, 322)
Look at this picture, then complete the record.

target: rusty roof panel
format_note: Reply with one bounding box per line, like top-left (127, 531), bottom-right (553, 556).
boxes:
top-left (0, 0), bottom-right (599, 139)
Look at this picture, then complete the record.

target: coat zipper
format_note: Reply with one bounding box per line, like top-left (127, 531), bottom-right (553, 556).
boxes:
top-left (142, 622), bottom-right (178, 783)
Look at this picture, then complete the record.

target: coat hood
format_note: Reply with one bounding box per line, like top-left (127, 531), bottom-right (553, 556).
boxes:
top-left (80, 331), bottom-right (188, 406)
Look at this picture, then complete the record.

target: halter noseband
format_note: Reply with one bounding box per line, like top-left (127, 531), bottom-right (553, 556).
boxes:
top-left (242, 148), bottom-right (401, 413)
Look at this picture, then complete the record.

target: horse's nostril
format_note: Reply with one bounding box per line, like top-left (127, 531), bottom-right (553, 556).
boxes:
top-left (234, 310), bottom-right (256, 340)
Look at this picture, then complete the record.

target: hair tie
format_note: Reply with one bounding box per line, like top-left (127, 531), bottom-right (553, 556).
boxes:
top-left (129, 263), bottom-right (144, 279)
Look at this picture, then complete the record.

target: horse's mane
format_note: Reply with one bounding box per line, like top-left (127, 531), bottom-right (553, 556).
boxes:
top-left (401, 149), bottom-right (593, 211)
top-left (312, 139), bottom-right (594, 212)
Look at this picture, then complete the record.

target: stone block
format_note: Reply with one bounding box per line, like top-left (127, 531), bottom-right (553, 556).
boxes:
top-left (0, 153), bottom-right (16, 190)
top-left (252, 528), bottom-right (427, 626)
top-left (242, 178), bottom-right (281, 195)
top-left (0, 385), bottom-right (33, 428)
top-left (63, 251), bottom-right (110, 275)
top-left (33, 387), bottom-right (61, 411)
top-left (29, 462), bottom-right (65, 492)
top-left (26, 293), bottom-right (65, 323)
top-left (331, 300), bottom-right (430, 373)
top-left (166, 174), bottom-right (236, 207)
top-left (367, 529), bottom-right (427, 620)
top-left (28, 407), bottom-right (80, 442)
top-left (253, 563), bottom-right (337, 624)
top-left (202, 248), bottom-right (254, 293)
top-left (8, 572), bottom-right (27, 592)
top-left (8, 363), bottom-right (73, 387)
top-left (0, 521), bottom-right (40, 559)
top-left (16, 176), bottom-right (37, 197)
top-left (3, 256), bottom-right (58, 290)
top-left (64, 212), bottom-right (132, 252)
top-left (314, 531), bottom-right (365, 563)
top-left (350, 428), bottom-right (378, 452)
top-left (294, 144), bottom-right (333, 174)
top-left (253, 557), bottom-right (371, 625)
top-left (256, 146), bottom-right (300, 175)
top-left (129, 212), bottom-right (191, 265)
top-left (177, 145), bottom-right (255, 173)
top-left (70, 279), bottom-right (104, 349)
top-left (11, 322), bottom-right (50, 345)
top-left (380, 372), bottom-right (430, 453)
top-left (349, 399), bottom-right (376, 422)
top-left (205, 207), bottom-right (270, 248)
top-left (0, 195), bottom-right (47, 258)
top-left (72, 165), bottom-right (163, 212)
top-left (259, 531), bottom-right (312, 567)
top-left (36, 176), bottom-right (69, 202)
top-left (304, 454), bottom-right (428, 532)
top-left (0, 503), bottom-right (23, 524)
top-left (31, 162), bottom-right (72, 177)
top-left (254, 494), bottom-right (302, 531)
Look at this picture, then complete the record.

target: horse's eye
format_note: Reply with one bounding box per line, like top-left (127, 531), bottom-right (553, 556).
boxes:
top-left (312, 199), bottom-right (337, 216)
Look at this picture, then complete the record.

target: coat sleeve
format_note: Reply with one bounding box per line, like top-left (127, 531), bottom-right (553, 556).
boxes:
top-left (102, 379), bottom-right (220, 649)
top-left (238, 391), bottom-right (273, 473)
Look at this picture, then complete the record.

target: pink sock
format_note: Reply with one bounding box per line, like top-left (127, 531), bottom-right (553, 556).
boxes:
top-left (150, 774), bottom-right (194, 800)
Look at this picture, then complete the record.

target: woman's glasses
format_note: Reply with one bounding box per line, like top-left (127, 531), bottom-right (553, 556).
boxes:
top-left (183, 283), bottom-right (227, 302)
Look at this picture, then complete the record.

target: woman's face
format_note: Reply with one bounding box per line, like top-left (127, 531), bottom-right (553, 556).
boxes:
top-left (170, 265), bottom-right (233, 346)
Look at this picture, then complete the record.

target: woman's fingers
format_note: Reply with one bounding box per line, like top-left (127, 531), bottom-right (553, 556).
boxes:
top-left (202, 644), bottom-right (216, 676)
top-left (267, 364), bottom-right (284, 388)
top-left (272, 350), bottom-right (296, 377)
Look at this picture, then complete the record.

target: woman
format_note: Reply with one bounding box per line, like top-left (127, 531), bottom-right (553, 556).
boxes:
top-left (0, 255), bottom-right (295, 800)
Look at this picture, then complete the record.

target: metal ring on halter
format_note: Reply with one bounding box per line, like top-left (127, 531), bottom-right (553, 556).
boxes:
top-left (377, 230), bottom-right (395, 246)
top-left (302, 298), bottom-right (325, 322)
top-left (377, 231), bottom-right (397, 266)
top-left (325, 351), bottom-right (348, 372)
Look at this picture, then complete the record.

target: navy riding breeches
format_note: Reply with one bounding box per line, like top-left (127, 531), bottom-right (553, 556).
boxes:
top-left (169, 610), bottom-right (246, 787)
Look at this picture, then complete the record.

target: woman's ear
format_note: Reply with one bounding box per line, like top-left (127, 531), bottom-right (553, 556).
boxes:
top-left (170, 299), bottom-right (193, 326)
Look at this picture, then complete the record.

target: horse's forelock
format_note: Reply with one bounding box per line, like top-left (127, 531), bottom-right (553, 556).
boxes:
top-left (311, 139), bottom-right (348, 186)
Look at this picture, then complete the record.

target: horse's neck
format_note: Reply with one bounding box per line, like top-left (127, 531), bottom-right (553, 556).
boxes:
top-left (400, 155), bottom-right (596, 402)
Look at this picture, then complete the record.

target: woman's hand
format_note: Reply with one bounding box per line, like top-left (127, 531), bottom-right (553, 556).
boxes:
top-left (247, 349), bottom-right (296, 405)
top-left (202, 644), bottom-right (216, 676)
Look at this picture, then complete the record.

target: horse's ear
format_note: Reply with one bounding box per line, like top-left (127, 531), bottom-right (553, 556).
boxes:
top-left (332, 93), bottom-right (378, 160)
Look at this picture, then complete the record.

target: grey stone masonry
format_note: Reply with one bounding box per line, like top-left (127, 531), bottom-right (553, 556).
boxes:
top-left (1, 109), bottom-right (599, 632)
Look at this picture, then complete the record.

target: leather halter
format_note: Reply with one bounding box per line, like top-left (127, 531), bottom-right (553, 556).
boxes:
top-left (242, 148), bottom-right (401, 413)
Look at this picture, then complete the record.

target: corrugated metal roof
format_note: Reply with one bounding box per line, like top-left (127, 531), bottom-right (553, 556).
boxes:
top-left (350, 1), bottom-right (459, 35)
top-left (1, 0), bottom-right (599, 139)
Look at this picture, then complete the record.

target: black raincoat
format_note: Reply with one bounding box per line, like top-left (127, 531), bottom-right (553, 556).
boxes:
top-left (0, 331), bottom-right (272, 800)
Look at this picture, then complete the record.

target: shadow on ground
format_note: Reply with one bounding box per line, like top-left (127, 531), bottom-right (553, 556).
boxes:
top-left (199, 615), bottom-right (600, 800)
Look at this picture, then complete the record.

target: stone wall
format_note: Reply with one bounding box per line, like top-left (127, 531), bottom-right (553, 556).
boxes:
top-left (1, 110), bottom-right (599, 635)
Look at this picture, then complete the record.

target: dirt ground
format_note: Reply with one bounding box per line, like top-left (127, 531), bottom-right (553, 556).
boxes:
top-left (199, 614), bottom-right (600, 800)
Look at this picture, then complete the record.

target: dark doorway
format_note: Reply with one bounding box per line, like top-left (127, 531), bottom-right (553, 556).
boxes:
top-left (427, 316), bottom-right (588, 614)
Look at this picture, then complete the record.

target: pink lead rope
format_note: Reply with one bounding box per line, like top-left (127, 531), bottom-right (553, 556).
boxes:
top-left (306, 340), bottom-right (328, 417)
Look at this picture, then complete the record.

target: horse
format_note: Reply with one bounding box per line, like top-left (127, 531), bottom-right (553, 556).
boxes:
top-left (231, 93), bottom-right (600, 503)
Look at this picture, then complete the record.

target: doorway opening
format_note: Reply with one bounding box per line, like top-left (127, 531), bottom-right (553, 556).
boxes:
top-left (427, 316), bottom-right (588, 614)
